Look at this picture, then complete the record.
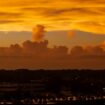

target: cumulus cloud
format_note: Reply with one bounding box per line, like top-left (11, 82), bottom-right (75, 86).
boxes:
top-left (69, 45), bottom-right (105, 69)
top-left (71, 45), bottom-right (105, 56)
top-left (32, 25), bottom-right (45, 42)
top-left (0, 40), bottom-right (105, 69)
top-left (70, 46), bottom-right (85, 55)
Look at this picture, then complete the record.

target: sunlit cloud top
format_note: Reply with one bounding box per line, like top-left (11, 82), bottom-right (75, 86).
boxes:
top-left (0, 0), bottom-right (105, 34)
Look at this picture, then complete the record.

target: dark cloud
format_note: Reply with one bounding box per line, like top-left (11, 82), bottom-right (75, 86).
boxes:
top-left (0, 12), bottom-right (23, 24)
top-left (21, 7), bottom-right (48, 11)
top-left (22, 7), bottom-right (102, 17)
top-left (0, 20), bottom-right (23, 24)
top-left (0, 12), bottom-right (22, 18)
top-left (44, 8), bottom-right (101, 17)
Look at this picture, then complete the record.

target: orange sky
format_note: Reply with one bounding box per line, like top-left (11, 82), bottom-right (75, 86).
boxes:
top-left (0, 0), bottom-right (105, 34)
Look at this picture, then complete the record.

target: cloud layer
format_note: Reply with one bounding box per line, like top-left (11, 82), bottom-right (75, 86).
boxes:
top-left (0, 40), bottom-right (105, 69)
top-left (0, 0), bottom-right (105, 34)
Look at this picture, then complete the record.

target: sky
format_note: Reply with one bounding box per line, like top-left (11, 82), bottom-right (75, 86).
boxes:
top-left (0, 0), bottom-right (105, 33)
top-left (0, 0), bottom-right (105, 69)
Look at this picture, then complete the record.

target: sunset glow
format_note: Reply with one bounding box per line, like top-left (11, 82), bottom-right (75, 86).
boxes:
top-left (0, 0), bottom-right (105, 33)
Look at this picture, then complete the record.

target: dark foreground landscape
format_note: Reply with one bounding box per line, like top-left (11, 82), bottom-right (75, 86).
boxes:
top-left (0, 69), bottom-right (105, 104)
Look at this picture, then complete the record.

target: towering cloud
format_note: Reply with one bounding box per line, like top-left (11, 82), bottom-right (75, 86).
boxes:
top-left (32, 25), bottom-right (45, 42)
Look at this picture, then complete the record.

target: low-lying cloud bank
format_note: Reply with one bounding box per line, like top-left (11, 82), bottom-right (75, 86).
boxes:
top-left (0, 40), bottom-right (105, 69)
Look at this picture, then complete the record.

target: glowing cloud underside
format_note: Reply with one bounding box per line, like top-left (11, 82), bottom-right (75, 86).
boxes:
top-left (0, 0), bottom-right (105, 34)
